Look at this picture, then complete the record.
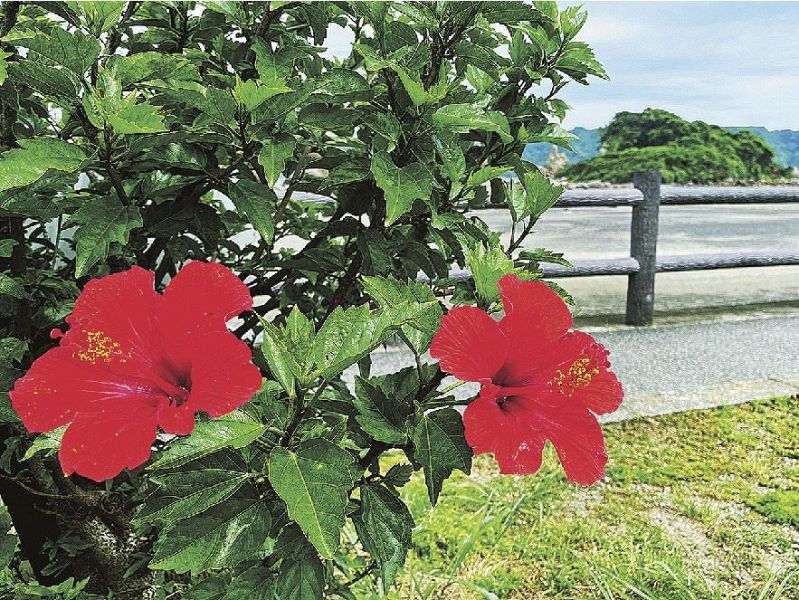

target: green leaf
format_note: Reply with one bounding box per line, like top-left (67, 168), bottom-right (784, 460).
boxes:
top-left (233, 76), bottom-right (292, 112)
top-left (258, 318), bottom-right (299, 398)
top-left (150, 494), bottom-right (271, 575)
top-left (312, 301), bottom-right (436, 381)
top-left (77, 1), bottom-right (124, 35)
top-left (361, 275), bottom-right (443, 354)
top-left (8, 61), bottom-right (80, 99)
top-left (431, 104), bottom-right (513, 143)
top-left (149, 411), bottom-right (266, 470)
top-left (353, 376), bottom-right (410, 444)
top-left (390, 65), bottom-right (443, 106)
top-left (0, 49), bottom-right (10, 85)
top-left (519, 170), bottom-right (563, 221)
top-left (0, 239), bottom-right (16, 258)
top-left (22, 426), bottom-right (66, 461)
top-left (370, 151), bottom-right (433, 225)
top-left (434, 136), bottom-right (466, 199)
top-left (193, 87), bottom-right (237, 126)
top-left (258, 134), bottom-right (296, 187)
top-left (227, 179), bottom-right (276, 243)
top-left (413, 408), bottom-right (471, 505)
top-left (466, 166), bottom-right (510, 188)
top-left (108, 52), bottom-right (196, 87)
top-left (68, 197), bottom-right (142, 277)
top-left (106, 97), bottom-right (168, 134)
top-left (18, 28), bottom-right (100, 76)
top-left (467, 243), bottom-right (515, 304)
top-left (353, 483), bottom-right (414, 592)
top-left (135, 453), bottom-right (252, 527)
top-left (224, 565), bottom-right (276, 599)
top-left (0, 274), bottom-right (28, 300)
top-left (0, 139), bottom-right (86, 193)
top-left (360, 110), bottom-right (402, 150)
top-left (268, 438), bottom-right (359, 559)
top-left (273, 526), bottom-right (325, 600)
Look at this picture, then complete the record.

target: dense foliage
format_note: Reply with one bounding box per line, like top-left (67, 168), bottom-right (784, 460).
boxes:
top-left (561, 109), bottom-right (790, 184)
top-left (0, 1), bottom-right (606, 597)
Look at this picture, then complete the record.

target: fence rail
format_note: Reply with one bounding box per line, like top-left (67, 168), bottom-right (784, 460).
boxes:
top-left (495, 172), bottom-right (799, 325)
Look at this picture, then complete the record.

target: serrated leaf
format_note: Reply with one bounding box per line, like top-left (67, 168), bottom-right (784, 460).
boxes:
top-left (268, 438), bottom-right (359, 559)
top-left (467, 166), bottom-right (510, 188)
top-left (312, 301), bottom-right (435, 381)
top-left (273, 526), bottom-right (325, 600)
top-left (224, 565), bottom-right (276, 599)
top-left (370, 151), bottom-right (433, 225)
top-left (413, 408), bottom-right (471, 505)
top-left (233, 76), bottom-right (292, 112)
top-left (362, 275), bottom-right (443, 354)
top-left (106, 98), bottom-right (167, 134)
top-left (228, 179), bottom-right (276, 243)
top-left (0, 274), bottom-right (28, 300)
top-left (77, 1), bottom-right (124, 35)
top-left (432, 104), bottom-right (512, 143)
top-left (150, 495), bottom-right (271, 575)
top-left (0, 49), bottom-right (12, 85)
top-left (0, 139), bottom-right (86, 193)
top-left (467, 243), bottom-right (515, 304)
top-left (521, 170), bottom-right (563, 220)
top-left (0, 240), bottom-right (17, 258)
top-left (434, 136), bottom-right (466, 199)
top-left (258, 318), bottom-right (298, 398)
top-left (149, 411), bottom-right (266, 470)
top-left (360, 110), bottom-right (401, 149)
top-left (18, 28), bottom-right (100, 76)
top-left (353, 483), bottom-right (414, 592)
top-left (68, 197), bottom-right (142, 277)
top-left (353, 376), bottom-right (410, 444)
top-left (9, 61), bottom-right (80, 99)
top-left (135, 464), bottom-right (250, 527)
top-left (258, 135), bottom-right (295, 187)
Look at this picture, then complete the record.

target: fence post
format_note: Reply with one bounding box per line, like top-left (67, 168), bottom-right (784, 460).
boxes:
top-left (625, 170), bottom-right (661, 325)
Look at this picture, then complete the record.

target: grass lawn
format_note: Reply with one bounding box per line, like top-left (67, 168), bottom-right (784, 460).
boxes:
top-left (374, 396), bottom-right (799, 599)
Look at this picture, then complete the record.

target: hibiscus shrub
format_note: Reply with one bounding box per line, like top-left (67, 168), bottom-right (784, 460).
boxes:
top-left (0, 1), bottom-right (611, 597)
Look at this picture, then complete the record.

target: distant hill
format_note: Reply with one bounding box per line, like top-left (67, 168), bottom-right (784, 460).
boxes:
top-left (525, 124), bottom-right (799, 168)
top-left (558, 109), bottom-right (790, 184)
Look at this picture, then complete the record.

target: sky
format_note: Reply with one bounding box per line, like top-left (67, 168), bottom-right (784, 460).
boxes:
top-left (325, 2), bottom-right (799, 131)
top-left (555, 1), bottom-right (799, 130)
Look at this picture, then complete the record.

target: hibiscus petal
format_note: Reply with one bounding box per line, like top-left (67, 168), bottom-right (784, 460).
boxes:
top-left (184, 332), bottom-right (262, 418)
top-left (59, 399), bottom-right (159, 482)
top-left (9, 346), bottom-right (162, 433)
top-left (538, 331), bottom-right (624, 415)
top-left (463, 387), bottom-right (546, 475)
top-left (162, 261), bottom-right (252, 331)
top-left (429, 306), bottom-right (507, 382)
top-left (498, 275), bottom-right (572, 346)
top-left (60, 266), bottom-right (161, 379)
top-left (536, 404), bottom-right (608, 485)
top-left (157, 400), bottom-right (196, 436)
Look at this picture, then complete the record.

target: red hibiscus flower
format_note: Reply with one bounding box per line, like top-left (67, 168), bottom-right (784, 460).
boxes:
top-left (430, 274), bottom-right (623, 485)
top-left (10, 262), bottom-right (262, 482)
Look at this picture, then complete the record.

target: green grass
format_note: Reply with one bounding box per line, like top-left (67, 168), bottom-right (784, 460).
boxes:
top-left (368, 396), bottom-right (799, 599)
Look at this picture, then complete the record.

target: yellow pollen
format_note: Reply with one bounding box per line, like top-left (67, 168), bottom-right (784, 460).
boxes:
top-left (553, 357), bottom-right (600, 395)
top-left (74, 330), bottom-right (125, 364)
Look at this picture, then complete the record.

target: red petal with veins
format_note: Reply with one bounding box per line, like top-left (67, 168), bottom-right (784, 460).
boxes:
top-left (59, 399), bottom-right (159, 482)
top-left (186, 332), bottom-right (263, 418)
top-left (429, 306), bottom-right (507, 382)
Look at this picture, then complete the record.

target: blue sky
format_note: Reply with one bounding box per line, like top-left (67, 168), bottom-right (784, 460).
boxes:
top-left (559, 2), bottom-right (799, 130)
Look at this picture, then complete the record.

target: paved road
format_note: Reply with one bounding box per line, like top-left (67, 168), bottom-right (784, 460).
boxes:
top-left (479, 202), bottom-right (799, 317)
top-left (350, 312), bottom-right (799, 421)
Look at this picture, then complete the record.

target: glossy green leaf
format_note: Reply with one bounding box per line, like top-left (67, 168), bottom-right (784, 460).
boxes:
top-left (268, 438), bottom-right (359, 559)
top-left (68, 197), bottom-right (142, 277)
top-left (432, 104), bottom-right (513, 143)
top-left (258, 134), bottom-right (296, 187)
top-left (467, 243), bottom-right (515, 304)
top-left (228, 179), bottom-right (276, 243)
top-left (370, 151), bottom-right (433, 225)
top-left (353, 376), bottom-right (410, 444)
top-left (413, 408), bottom-right (472, 504)
top-left (150, 494), bottom-right (271, 575)
top-left (353, 483), bottom-right (414, 592)
top-left (149, 411), bottom-right (266, 470)
top-left (0, 139), bottom-right (86, 193)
